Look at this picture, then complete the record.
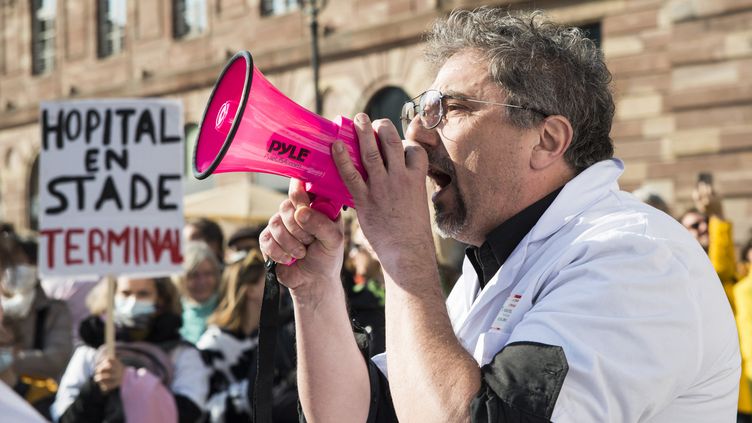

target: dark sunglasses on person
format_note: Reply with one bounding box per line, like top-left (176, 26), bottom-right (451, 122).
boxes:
top-left (399, 89), bottom-right (547, 134)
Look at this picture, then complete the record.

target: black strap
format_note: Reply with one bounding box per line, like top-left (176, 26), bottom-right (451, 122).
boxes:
top-left (253, 260), bottom-right (281, 423)
top-left (33, 306), bottom-right (49, 350)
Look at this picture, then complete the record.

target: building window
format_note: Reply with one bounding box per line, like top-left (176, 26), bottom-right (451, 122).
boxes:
top-left (364, 86), bottom-right (411, 138)
top-left (28, 156), bottom-right (39, 231)
top-left (97, 0), bottom-right (126, 58)
top-left (260, 0), bottom-right (299, 17)
top-left (173, 0), bottom-right (207, 39)
top-left (31, 0), bottom-right (56, 75)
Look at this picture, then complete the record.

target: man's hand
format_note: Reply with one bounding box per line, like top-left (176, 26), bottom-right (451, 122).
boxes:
top-left (693, 181), bottom-right (724, 219)
top-left (94, 356), bottom-right (124, 393)
top-left (331, 113), bottom-right (435, 268)
top-left (259, 179), bottom-right (345, 301)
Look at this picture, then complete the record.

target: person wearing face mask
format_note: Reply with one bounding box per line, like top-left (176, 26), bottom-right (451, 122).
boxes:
top-left (174, 241), bottom-right (223, 344)
top-left (51, 276), bottom-right (210, 422)
top-left (0, 233), bottom-right (48, 422)
top-left (0, 233), bottom-right (72, 418)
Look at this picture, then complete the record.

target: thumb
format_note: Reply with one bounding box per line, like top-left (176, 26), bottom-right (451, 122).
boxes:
top-left (294, 206), bottom-right (343, 254)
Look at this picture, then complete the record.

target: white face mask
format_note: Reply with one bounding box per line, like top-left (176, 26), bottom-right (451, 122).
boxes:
top-left (114, 296), bottom-right (156, 328)
top-left (3, 265), bottom-right (37, 295)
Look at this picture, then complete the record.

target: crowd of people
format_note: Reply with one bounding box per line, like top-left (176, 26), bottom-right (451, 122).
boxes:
top-left (0, 215), bottom-right (386, 422)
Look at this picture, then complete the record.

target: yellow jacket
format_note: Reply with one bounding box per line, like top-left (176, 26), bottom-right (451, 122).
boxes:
top-left (710, 216), bottom-right (751, 413)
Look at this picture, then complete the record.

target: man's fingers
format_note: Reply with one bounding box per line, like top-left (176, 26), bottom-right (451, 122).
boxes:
top-left (372, 119), bottom-right (405, 171)
top-left (353, 113), bottom-right (387, 180)
top-left (279, 200), bottom-right (315, 246)
top-left (332, 140), bottom-right (367, 203)
top-left (266, 213), bottom-right (307, 261)
top-left (289, 178), bottom-right (311, 208)
top-left (294, 207), bottom-right (344, 254)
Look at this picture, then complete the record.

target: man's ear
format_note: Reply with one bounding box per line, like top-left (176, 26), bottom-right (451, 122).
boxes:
top-left (530, 115), bottom-right (573, 170)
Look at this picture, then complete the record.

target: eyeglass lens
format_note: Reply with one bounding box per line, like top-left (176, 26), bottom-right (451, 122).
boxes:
top-left (401, 90), bottom-right (444, 134)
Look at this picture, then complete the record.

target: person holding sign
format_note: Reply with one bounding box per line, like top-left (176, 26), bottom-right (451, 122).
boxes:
top-left (1, 231), bottom-right (72, 418)
top-left (51, 276), bottom-right (209, 422)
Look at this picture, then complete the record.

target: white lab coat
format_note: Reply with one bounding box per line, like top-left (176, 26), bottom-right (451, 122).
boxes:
top-left (374, 159), bottom-right (740, 422)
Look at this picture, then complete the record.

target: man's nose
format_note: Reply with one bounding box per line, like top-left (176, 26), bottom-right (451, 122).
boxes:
top-left (404, 116), bottom-right (440, 149)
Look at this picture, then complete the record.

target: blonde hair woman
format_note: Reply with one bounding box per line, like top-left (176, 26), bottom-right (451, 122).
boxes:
top-left (173, 241), bottom-right (222, 343)
top-left (197, 250), bottom-right (298, 422)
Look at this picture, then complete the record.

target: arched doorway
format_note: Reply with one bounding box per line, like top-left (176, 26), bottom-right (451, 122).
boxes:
top-left (363, 86), bottom-right (411, 138)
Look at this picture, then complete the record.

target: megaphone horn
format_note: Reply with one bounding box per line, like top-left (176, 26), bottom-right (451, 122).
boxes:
top-left (193, 51), bottom-right (368, 220)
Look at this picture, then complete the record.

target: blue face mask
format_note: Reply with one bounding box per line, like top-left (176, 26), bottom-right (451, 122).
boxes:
top-left (0, 348), bottom-right (14, 373)
top-left (114, 296), bottom-right (156, 329)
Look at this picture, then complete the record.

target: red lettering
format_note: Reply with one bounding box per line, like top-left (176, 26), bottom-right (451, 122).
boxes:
top-left (134, 225), bottom-right (140, 265)
top-left (169, 229), bottom-right (182, 264)
top-left (64, 228), bottom-right (84, 265)
top-left (107, 227), bottom-right (131, 264)
top-left (143, 228), bottom-right (161, 262)
top-left (88, 228), bottom-right (106, 264)
top-left (39, 229), bottom-right (63, 269)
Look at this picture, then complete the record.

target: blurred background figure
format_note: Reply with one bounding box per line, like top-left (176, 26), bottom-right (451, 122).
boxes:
top-left (184, 217), bottom-right (226, 267)
top-left (342, 217), bottom-right (386, 356)
top-left (679, 174), bottom-right (752, 421)
top-left (0, 232), bottom-right (48, 422)
top-left (197, 249), bottom-right (298, 423)
top-left (0, 229), bottom-right (72, 418)
top-left (226, 225), bottom-right (266, 263)
top-left (52, 275), bottom-right (208, 422)
top-left (736, 233), bottom-right (752, 423)
top-left (174, 241), bottom-right (223, 344)
top-left (632, 186), bottom-right (672, 216)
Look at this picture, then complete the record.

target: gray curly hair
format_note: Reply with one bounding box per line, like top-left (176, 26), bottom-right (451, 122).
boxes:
top-left (425, 7), bottom-right (615, 173)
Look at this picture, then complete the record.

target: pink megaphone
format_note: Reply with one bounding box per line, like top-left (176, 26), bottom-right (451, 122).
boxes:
top-left (193, 50), bottom-right (367, 220)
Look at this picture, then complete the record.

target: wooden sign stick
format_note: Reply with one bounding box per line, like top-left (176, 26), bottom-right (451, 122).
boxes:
top-left (105, 275), bottom-right (116, 358)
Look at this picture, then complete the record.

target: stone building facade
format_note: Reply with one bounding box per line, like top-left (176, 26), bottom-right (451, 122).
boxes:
top-left (1, 0), bottom-right (752, 246)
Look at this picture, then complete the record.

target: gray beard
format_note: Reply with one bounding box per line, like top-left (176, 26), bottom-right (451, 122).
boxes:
top-left (433, 186), bottom-right (468, 240)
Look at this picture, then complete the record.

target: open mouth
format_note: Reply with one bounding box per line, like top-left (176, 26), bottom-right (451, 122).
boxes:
top-left (428, 167), bottom-right (452, 190)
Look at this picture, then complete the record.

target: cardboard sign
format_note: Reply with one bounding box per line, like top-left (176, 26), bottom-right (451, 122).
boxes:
top-left (38, 99), bottom-right (184, 277)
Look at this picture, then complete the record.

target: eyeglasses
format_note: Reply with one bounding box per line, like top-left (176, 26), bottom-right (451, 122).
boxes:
top-left (400, 89), bottom-right (545, 134)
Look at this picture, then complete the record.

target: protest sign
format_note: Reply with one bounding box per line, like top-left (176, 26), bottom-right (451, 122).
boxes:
top-left (38, 99), bottom-right (184, 278)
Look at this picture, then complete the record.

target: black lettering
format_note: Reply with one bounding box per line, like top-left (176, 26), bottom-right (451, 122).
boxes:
top-left (130, 174), bottom-right (153, 210)
top-left (160, 108), bottom-right (181, 143)
top-left (84, 149), bottom-right (99, 172)
top-left (268, 140), bottom-right (282, 152)
top-left (95, 176), bottom-right (124, 211)
top-left (104, 148), bottom-right (128, 171)
top-left (85, 110), bottom-right (101, 144)
top-left (135, 109), bottom-right (157, 145)
top-left (45, 175), bottom-right (95, 214)
top-left (41, 109), bottom-right (64, 151)
top-left (115, 108), bottom-right (136, 145)
top-left (157, 174), bottom-right (181, 210)
top-left (102, 109), bottom-right (112, 146)
top-left (297, 148), bottom-right (310, 162)
top-left (65, 110), bottom-right (82, 140)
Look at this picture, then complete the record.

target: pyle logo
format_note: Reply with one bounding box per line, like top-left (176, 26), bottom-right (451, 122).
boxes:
top-left (215, 101), bottom-right (230, 129)
top-left (267, 140), bottom-right (310, 162)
